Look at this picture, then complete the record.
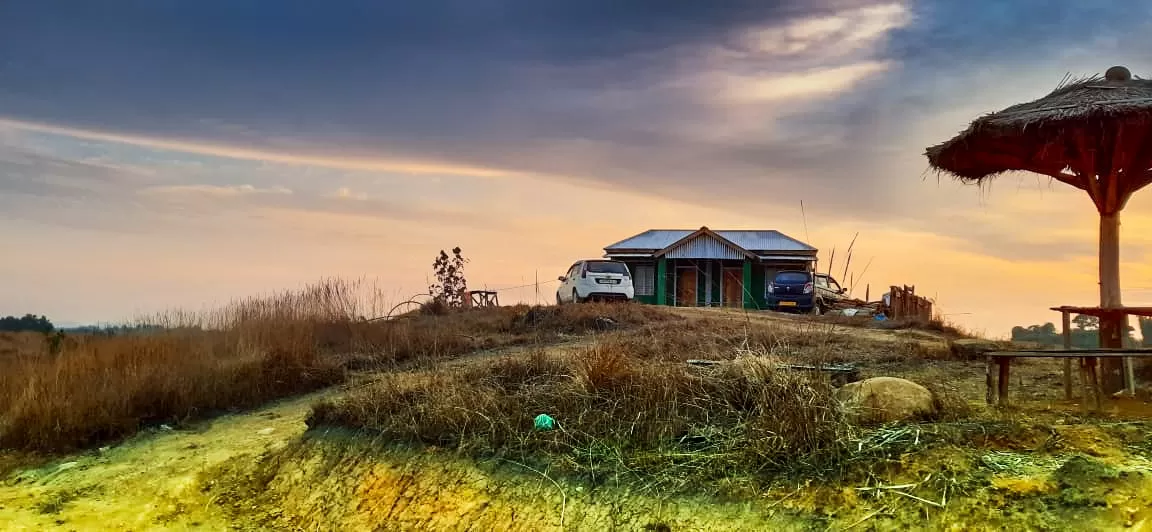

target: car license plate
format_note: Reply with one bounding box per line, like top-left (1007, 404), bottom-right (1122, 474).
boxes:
top-left (598, 279), bottom-right (620, 284)
top-left (779, 301), bottom-right (797, 307)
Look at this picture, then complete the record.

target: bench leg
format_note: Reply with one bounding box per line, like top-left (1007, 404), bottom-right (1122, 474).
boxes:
top-left (1080, 357), bottom-right (1103, 411)
top-left (1063, 358), bottom-right (1073, 400)
top-left (997, 358), bottom-right (1010, 406)
top-left (1079, 358), bottom-right (1093, 412)
top-left (1090, 358), bottom-right (1103, 411)
top-left (986, 356), bottom-right (995, 405)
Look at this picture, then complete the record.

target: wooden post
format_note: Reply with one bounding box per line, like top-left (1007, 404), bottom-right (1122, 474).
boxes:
top-left (1078, 357), bottom-right (1092, 411)
top-left (1062, 311), bottom-right (1073, 400)
top-left (986, 356), bottom-right (995, 405)
top-left (997, 358), bottom-right (1010, 406)
top-left (1098, 212), bottom-right (1126, 394)
top-left (1090, 359), bottom-right (1103, 411)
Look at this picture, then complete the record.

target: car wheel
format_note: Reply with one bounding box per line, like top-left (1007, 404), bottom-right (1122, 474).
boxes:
top-left (812, 302), bottom-right (823, 315)
top-left (556, 292), bottom-right (563, 306)
top-left (572, 289), bottom-right (582, 304)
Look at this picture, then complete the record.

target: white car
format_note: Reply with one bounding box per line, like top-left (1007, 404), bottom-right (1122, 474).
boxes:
top-left (556, 259), bottom-right (635, 304)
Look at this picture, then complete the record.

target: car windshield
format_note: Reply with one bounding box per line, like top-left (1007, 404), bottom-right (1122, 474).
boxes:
top-left (585, 261), bottom-right (629, 274)
top-left (774, 272), bottom-right (811, 283)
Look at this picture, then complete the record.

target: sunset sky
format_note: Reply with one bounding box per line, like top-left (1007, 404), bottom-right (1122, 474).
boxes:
top-left (4, 1), bottom-right (1152, 338)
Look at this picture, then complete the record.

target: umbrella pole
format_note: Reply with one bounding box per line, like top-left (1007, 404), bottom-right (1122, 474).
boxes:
top-left (1099, 211), bottom-right (1131, 394)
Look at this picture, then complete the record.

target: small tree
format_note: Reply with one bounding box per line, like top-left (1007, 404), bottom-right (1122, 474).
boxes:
top-left (428, 246), bottom-right (469, 308)
top-left (1072, 314), bottom-right (1099, 331)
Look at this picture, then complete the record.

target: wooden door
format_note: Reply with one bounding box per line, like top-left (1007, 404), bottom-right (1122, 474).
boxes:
top-left (676, 268), bottom-right (697, 307)
top-left (723, 268), bottom-right (743, 308)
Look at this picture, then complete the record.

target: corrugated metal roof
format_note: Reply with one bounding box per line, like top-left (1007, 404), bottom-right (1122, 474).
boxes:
top-left (665, 233), bottom-right (746, 260)
top-left (720, 231), bottom-right (815, 252)
top-left (758, 255), bottom-right (818, 261)
top-left (603, 229), bottom-right (694, 250)
top-left (604, 229), bottom-right (815, 252)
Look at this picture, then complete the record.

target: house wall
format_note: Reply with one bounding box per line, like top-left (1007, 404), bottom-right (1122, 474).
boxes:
top-left (620, 260), bottom-right (658, 304)
top-left (618, 257), bottom-right (814, 308)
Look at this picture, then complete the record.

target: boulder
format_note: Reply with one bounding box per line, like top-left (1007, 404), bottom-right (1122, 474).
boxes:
top-left (834, 376), bottom-right (936, 424)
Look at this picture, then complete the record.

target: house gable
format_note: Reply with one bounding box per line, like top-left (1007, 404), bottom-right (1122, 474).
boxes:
top-left (654, 227), bottom-right (757, 260)
top-left (603, 227), bottom-right (818, 260)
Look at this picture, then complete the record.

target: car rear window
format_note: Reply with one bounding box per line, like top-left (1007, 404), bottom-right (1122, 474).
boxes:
top-left (774, 272), bottom-right (811, 283)
top-left (585, 261), bottom-right (629, 274)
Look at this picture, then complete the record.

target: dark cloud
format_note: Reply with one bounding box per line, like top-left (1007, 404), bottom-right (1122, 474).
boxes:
top-left (1, 0), bottom-right (1148, 228)
top-left (0, 141), bottom-right (511, 233)
top-left (0, 145), bottom-right (151, 200)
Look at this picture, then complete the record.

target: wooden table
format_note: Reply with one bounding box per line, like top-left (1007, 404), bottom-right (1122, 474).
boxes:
top-left (1051, 306), bottom-right (1152, 395)
top-left (986, 349), bottom-right (1152, 410)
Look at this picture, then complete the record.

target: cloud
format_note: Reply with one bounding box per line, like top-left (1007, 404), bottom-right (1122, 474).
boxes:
top-left (140, 184), bottom-right (294, 198)
top-left (0, 118), bottom-right (521, 179)
top-left (0, 1), bottom-right (921, 216)
top-left (717, 61), bottom-right (892, 103)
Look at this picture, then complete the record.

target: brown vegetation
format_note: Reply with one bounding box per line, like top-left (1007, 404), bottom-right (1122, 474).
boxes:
top-left (0, 279), bottom-right (670, 453)
top-left (308, 316), bottom-right (974, 492)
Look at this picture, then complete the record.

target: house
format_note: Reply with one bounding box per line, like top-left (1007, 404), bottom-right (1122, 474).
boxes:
top-left (602, 227), bottom-right (817, 308)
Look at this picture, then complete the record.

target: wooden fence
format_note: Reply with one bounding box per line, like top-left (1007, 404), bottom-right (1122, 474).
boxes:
top-left (887, 285), bottom-right (933, 321)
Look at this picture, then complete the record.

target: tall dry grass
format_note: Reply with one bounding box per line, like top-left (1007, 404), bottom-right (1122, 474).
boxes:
top-left (309, 334), bottom-right (857, 492)
top-left (307, 313), bottom-right (981, 491)
top-left (0, 280), bottom-right (674, 453)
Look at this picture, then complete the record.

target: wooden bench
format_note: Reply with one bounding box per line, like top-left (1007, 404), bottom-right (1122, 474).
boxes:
top-left (985, 349), bottom-right (1152, 410)
top-left (686, 360), bottom-right (860, 385)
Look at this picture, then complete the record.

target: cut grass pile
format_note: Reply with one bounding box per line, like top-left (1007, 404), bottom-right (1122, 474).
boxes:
top-left (0, 279), bottom-right (670, 453)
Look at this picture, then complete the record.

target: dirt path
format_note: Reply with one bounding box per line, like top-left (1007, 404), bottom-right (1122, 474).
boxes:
top-left (0, 389), bottom-right (329, 531)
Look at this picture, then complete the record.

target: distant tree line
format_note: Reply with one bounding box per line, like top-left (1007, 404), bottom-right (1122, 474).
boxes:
top-left (0, 314), bottom-right (54, 334)
top-left (1011, 314), bottom-right (1146, 347)
top-left (60, 324), bottom-right (169, 336)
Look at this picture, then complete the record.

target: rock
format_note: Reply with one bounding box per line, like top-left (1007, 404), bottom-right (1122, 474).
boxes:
top-left (834, 376), bottom-right (936, 424)
top-left (949, 339), bottom-right (1001, 360)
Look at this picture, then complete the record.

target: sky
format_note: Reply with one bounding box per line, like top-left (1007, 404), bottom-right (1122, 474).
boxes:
top-left (4, 1), bottom-right (1152, 337)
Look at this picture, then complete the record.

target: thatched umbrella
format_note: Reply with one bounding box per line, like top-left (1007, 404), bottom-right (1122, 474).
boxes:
top-left (926, 65), bottom-right (1152, 393)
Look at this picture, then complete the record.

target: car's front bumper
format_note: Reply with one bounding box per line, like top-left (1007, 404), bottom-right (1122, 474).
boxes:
top-left (766, 294), bottom-right (814, 311)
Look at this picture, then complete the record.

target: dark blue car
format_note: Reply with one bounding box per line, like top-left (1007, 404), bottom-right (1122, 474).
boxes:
top-left (766, 270), bottom-right (846, 315)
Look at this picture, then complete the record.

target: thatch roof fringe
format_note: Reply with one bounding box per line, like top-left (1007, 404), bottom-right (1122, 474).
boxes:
top-left (925, 68), bottom-right (1152, 188)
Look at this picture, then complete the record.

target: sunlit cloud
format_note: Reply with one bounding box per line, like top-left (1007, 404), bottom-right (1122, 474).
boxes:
top-left (719, 61), bottom-right (893, 103)
top-left (140, 184), bottom-right (294, 198)
top-left (0, 118), bottom-right (525, 179)
top-left (738, 2), bottom-right (911, 57)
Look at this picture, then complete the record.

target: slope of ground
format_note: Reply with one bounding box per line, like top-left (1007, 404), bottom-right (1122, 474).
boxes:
top-left (4, 306), bottom-right (1152, 530)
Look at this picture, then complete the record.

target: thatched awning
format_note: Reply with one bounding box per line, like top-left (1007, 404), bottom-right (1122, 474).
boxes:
top-left (926, 67), bottom-right (1152, 211)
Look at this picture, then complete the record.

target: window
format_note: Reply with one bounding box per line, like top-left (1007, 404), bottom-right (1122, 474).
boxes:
top-left (774, 272), bottom-right (811, 283)
top-left (633, 264), bottom-right (655, 296)
top-left (827, 278), bottom-right (842, 292)
top-left (814, 276), bottom-right (830, 288)
top-left (586, 261), bottom-right (630, 274)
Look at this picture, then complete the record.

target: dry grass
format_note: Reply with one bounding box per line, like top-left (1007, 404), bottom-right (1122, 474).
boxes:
top-left (308, 318), bottom-right (972, 492)
top-left (814, 313), bottom-right (975, 340)
top-left (309, 342), bottom-right (852, 492)
top-left (0, 280), bottom-right (669, 453)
